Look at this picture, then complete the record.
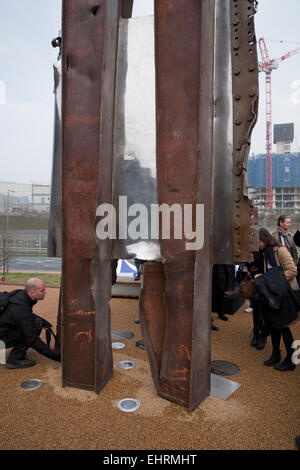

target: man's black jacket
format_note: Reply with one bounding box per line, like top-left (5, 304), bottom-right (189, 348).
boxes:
top-left (0, 289), bottom-right (60, 361)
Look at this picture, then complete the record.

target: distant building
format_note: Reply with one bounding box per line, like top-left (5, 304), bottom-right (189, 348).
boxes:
top-left (0, 181), bottom-right (50, 213)
top-left (32, 184), bottom-right (51, 213)
top-left (274, 123), bottom-right (294, 154)
top-left (247, 152), bottom-right (300, 213)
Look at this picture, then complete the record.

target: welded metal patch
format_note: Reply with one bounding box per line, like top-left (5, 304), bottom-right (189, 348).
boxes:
top-left (210, 374), bottom-right (241, 400)
top-left (48, 53), bottom-right (62, 258)
top-left (212, 0), bottom-right (233, 264)
top-left (111, 330), bottom-right (134, 340)
top-left (20, 379), bottom-right (43, 391)
top-left (118, 360), bottom-right (136, 369)
top-left (211, 360), bottom-right (240, 376)
top-left (111, 16), bottom-right (160, 261)
top-left (117, 398), bottom-right (140, 412)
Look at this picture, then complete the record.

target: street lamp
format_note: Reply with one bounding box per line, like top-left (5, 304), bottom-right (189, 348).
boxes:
top-left (6, 190), bottom-right (15, 231)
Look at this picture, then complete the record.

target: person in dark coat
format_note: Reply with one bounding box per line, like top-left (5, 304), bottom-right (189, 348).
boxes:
top-left (0, 278), bottom-right (61, 369)
top-left (254, 229), bottom-right (298, 371)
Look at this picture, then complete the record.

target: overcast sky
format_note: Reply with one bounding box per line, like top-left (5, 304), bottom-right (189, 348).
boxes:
top-left (0, 0), bottom-right (299, 184)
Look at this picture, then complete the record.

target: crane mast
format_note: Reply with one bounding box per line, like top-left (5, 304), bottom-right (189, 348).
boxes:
top-left (258, 38), bottom-right (300, 209)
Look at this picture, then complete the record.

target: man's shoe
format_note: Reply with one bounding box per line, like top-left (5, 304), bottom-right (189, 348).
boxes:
top-left (6, 359), bottom-right (36, 369)
top-left (274, 357), bottom-right (296, 372)
top-left (264, 351), bottom-right (281, 367)
top-left (218, 313), bottom-right (228, 322)
top-left (295, 436), bottom-right (300, 450)
top-left (245, 307), bottom-right (253, 313)
top-left (211, 322), bottom-right (219, 331)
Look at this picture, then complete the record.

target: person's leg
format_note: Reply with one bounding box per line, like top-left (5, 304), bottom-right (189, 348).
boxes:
top-left (4, 330), bottom-right (36, 369)
top-left (211, 318), bottom-right (219, 331)
top-left (275, 327), bottom-right (296, 371)
top-left (250, 302), bottom-right (260, 347)
top-left (264, 329), bottom-right (281, 366)
top-left (217, 288), bottom-right (228, 321)
top-left (256, 318), bottom-right (267, 350)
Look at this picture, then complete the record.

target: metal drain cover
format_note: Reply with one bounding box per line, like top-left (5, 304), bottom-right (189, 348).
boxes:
top-left (112, 342), bottom-right (125, 349)
top-left (118, 360), bottom-right (136, 370)
top-left (117, 398), bottom-right (140, 413)
top-left (20, 379), bottom-right (43, 391)
top-left (111, 330), bottom-right (134, 340)
top-left (211, 360), bottom-right (240, 376)
top-left (135, 339), bottom-right (146, 350)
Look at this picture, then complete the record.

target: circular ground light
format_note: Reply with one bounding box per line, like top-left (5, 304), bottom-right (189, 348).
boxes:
top-left (118, 360), bottom-right (136, 370)
top-left (111, 330), bottom-right (134, 341)
top-left (112, 342), bottom-right (125, 349)
top-left (211, 360), bottom-right (240, 376)
top-left (135, 339), bottom-right (146, 350)
top-left (20, 379), bottom-right (43, 391)
top-left (117, 398), bottom-right (140, 413)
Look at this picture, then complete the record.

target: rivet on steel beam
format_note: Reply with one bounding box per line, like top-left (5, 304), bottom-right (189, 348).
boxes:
top-left (234, 69), bottom-right (241, 76)
top-left (233, 43), bottom-right (239, 51)
top-left (235, 95), bottom-right (241, 101)
top-left (235, 120), bottom-right (242, 126)
top-left (248, 65), bottom-right (256, 72)
top-left (249, 92), bottom-right (255, 97)
top-left (234, 223), bottom-right (241, 230)
top-left (235, 195), bottom-right (241, 202)
top-left (235, 145), bottom-right (242, 151)
top-left (235, 251), bottom-right (241, 257)
top-left (233, 19), bottom-right (239, 26)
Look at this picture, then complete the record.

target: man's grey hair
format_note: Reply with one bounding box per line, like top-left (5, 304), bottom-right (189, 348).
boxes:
top-left (25, 278), bottom-right (43, 292)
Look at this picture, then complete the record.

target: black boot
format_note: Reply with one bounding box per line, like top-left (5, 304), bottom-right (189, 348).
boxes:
top-left (275, 355), bottom-right (296, 371)
top-left (218, 313), bottom-right (228, 322)
top-left (250, 329), bottom-right (259, 347)
top-left (211, 319), bottom-right (219, 331)
top-left (256, 332), bottom-right (267, 350)
top-left (275, 329), bottom-right (296, 371)
top-left (295, 436), bottom-right (300, 450)
top-left (264, 350), bottom-right (281, 366)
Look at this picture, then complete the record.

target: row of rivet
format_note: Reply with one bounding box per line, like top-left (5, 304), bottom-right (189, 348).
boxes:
top-left (232, 0), bottom-right (258, 259)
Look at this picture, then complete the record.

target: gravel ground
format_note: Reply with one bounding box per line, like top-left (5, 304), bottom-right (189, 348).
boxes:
top-left (0, 285), bottom-right (299, 450)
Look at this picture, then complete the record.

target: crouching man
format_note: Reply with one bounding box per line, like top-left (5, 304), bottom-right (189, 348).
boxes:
top-left (0, 278), bottom-right (61, 369)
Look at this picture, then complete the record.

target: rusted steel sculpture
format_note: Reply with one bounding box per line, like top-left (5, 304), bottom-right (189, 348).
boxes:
top-left (59, 0), bottom-right (259, 406)
top-left (139, 0), bottom-right (215, 410)
top-left (61, 0), bottom-right (133, 391)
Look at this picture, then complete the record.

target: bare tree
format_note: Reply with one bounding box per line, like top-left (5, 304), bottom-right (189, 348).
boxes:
top-left (0, 223), bottom-right (12, 282)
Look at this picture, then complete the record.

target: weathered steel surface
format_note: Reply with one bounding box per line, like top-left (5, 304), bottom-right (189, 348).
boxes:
top-left (212, 0), bottom-right (233, 264)
top-left (111, 15), bottom-right (160, 262)
top-left (121, 0), bottom-right (133, 19)
top-left (139, 0), bottom-right (215, 410)
top-left (91, 0), bottom-right (126, 393)
top-left (231, 0), bottom-right (259, 262)
top-left (61, 0), bottom-right (124, 391)
top-left (48, 53), bottom-right (62, 258)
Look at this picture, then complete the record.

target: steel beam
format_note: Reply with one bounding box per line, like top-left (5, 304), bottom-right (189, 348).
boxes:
top-left (139, 0), bottom-right (215, 410)
top-left (61, 0), bottom-right (124, 391)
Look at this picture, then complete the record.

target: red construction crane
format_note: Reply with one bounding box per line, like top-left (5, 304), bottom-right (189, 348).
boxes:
top-left (258, 38), bottom-right (300, 209)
